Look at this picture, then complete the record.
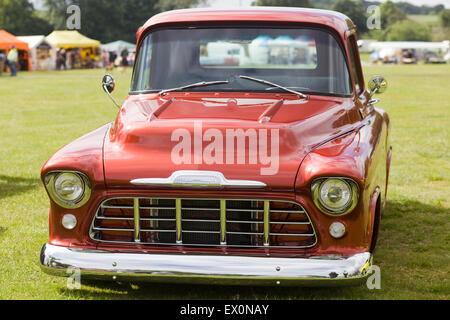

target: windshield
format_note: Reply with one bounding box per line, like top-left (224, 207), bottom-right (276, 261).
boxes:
top-left (131, 26), bottom-right (352, 96)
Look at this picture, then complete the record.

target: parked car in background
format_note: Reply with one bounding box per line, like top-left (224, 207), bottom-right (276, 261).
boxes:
top-left (40, 8), bottom-right (391, 286)
top-left (425, 51), bottom-right (447, 64)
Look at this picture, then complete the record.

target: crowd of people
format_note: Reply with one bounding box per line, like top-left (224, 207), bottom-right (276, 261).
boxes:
top-left (56, 47), bottom-right (99, 70)
top-left (53, 47), bottom-right (130, 71)
top-left (1, 45), bottom-right (132, 76)
top-left (101, 47), bottom-right (130, 71)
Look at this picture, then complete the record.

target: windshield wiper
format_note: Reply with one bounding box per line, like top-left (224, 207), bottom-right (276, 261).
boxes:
top-left (239, 75), bottom-right (307, 99)
top-left (159, 80), bottom-right (229, 96)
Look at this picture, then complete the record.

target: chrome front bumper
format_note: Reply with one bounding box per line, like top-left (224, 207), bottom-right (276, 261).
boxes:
top-left (40, 244), bottom-right (372, 286)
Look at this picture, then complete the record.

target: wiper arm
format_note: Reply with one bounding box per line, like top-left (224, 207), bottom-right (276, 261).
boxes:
top-left (239, 75), bottom-right (307, 99)
top-left (159, 80), bottom-right (229, 96)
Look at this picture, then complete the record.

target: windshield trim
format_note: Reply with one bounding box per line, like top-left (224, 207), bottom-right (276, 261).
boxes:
top-left (129, 23), bottom-right (353, 96)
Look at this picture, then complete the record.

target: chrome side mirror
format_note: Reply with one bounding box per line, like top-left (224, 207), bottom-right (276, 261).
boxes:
top-left (368, 76), bottom-right (388, 96)
top-left (102, 75), bottom-right (120, 108)
top-left (102, 74), bottom-right (115, 93)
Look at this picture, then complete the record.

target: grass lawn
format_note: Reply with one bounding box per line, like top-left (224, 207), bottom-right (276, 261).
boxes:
top-left (0, 65), bottom-right (449, 300)
top-left (407, 14), bottom-right (440, 26)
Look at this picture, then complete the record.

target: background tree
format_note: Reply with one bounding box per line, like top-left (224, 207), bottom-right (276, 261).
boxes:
top-left (379, 0), bottom-right (407, 29)
top-left (395, 2), bottom-right (444, 15)
top-left (312, 0), bottom-right (334, 9)
top-left (332, 0), bottom-right (368, 34)
top-left (366, 1), bottom-right (408, 41)
top-left (386, 20), bottom-right (431, 41)
top-left (0, 0), bottom-right (53, 35)
top-left (253, 0), bottom-right (313, 8)
top-left (42, 0), bottom-right (68, 30)
top-left (439, 9), bottom-right (450, 28)
top-left (155, 0), bottom-right (205, 11)
top-left (42, 0), bottom-right (202, 42)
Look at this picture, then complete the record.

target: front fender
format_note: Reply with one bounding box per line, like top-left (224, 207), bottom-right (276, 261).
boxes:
top-left (40, 123), bottom-right (111, 248)
top-left (41, 123), bottom-right (111, 185)
top-left (294, 113), bottom-right (386, 252)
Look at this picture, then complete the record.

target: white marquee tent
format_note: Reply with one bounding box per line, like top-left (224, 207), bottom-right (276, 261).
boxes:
top-left (17, 35), bottom-right (56, 70)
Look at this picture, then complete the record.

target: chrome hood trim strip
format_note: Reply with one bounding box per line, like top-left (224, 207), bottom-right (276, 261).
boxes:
top-left (130, 170), bottom-right (267, 188)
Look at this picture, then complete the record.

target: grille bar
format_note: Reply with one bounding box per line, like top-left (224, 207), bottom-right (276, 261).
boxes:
top-left (133, 198), bottom-right (140, 243)
top-left (270, 221), bottom-right (310, 225)
top-left (90, 197), bottom-right (317, 249)
top-left (183, 207), bottom-right (221, 211)
top-left (228, 231), bottom-right (265, 236)
top-left (227, 220), bottom-right (264, 224)
top-left (176, 199), bottom-right (182, 244)
top-left (264, 201), bottom-right (270, 246)
top-left (270, 232), bottom-right (315, 237)
top-left (220, 200), bottom-right (226, 245)
top-left (101, 205), bottom-right (134, 209)
top-left (140, 218), bottom-right (176, 222)
top-left (141, 229), bottom-right (176, 233)
top-left (93, 227), bottom-right (134, 232)
top-left (140, 206), bottom-right (176, 210)
top-left (96, 216), bottom-right (134, 221)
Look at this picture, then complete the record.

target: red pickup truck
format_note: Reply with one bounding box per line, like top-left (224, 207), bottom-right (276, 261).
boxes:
top-left (40, 7), bottom-right (391, 286)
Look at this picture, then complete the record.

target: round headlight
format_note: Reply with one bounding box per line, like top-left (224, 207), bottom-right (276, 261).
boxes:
top-left (45, 171), bottom-right (91, 209)
top-left (319, 179), bottom-right (352, 211)
top-left (312, 178), bottom-right (359, 215)
top-left (54, 173), bottom-right (84, 202)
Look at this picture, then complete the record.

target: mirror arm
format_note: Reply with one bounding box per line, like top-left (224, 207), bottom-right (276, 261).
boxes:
top-left (369, 98), bottom-right (380, 105)
top-left (369, 87), bottom-right (379, 98)
top-left (103, 85), bottom-right (121, 109)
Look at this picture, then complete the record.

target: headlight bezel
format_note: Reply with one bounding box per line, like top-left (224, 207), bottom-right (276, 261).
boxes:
top-left (44, 171), bottom-right (91, 209)
top-left (311, 177), bottom-right (359, 216)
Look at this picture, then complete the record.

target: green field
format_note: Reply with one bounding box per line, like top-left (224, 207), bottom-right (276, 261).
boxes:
top-left (0, 65), bottom-right (449, 299)
top-left (407, 14), bottom-right (440, 26)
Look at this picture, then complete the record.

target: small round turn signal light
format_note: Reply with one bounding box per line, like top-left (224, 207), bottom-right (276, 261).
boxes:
top-left (62, 214), bottom-right (77, 230)
top-left (329, 222), bottom-right (346, 239)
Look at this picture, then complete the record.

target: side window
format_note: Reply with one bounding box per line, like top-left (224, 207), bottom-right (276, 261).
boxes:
top-left (347, 35), bottom-right (364, 94)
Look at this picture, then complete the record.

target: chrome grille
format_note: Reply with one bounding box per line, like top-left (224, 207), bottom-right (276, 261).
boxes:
top-left (90, 198), bottom-right (317, 248)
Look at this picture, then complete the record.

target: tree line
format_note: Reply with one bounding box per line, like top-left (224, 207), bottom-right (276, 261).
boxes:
top-left (0, 0), bottom-right (203, 42)
top-left (256, 0), bottom-right (450, 41)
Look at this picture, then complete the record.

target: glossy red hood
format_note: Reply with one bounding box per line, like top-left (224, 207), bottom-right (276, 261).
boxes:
top-left (104, 93), bottom-right (358, 190)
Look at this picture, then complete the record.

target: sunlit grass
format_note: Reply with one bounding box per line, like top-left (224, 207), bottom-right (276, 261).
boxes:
top-left (0, 65), bottom-right (448, 299)
top-left (407, 14), bottom-right (440, 26)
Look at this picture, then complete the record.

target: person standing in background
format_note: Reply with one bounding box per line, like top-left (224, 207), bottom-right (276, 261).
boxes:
top-left (119, 47), bottom-right (129, 73)
top-left (56, 49), bottom-right (62, 70)
top-left (101, 50), bottom-right (108, 68)
top-left (7, 45), bottom-right (18, 77)
top-left (108, 51), bottom-right (117, 70)
top-left (0, 51), bottom-right (6, 76)
top-left (61, 49), bottom-right (67, 70)
top-left (121, 47), bottom-right (129, 67)
top-left (70, 51), bottom-right (76, 69)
